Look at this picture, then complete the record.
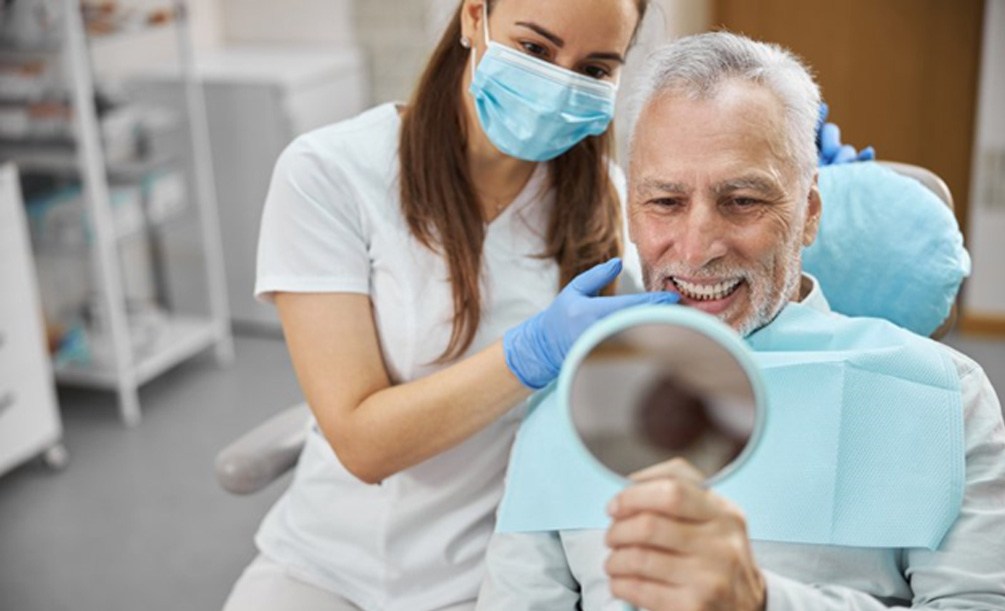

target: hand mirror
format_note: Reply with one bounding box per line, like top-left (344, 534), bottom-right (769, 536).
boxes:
top-left (565, 305), bottom-right (765, 483)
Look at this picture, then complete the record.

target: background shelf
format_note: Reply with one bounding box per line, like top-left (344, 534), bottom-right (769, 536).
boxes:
top-left (54, 314), bottom-right (224, 389)
top-left (0, 0), bottom-right (233, 425)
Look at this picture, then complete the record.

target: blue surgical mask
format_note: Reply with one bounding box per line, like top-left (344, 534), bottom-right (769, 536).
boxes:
top-left (468, 11), bottom-right (618, 162)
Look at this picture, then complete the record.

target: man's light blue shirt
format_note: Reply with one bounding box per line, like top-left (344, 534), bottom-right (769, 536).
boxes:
top-left (477, 277), bottom-right (1005, 610)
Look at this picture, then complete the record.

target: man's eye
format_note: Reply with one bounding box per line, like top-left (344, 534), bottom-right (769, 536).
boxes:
top-left (730, 197), bottom-right (762, 208)
top-left (652, 197), bottom-right (683, 208)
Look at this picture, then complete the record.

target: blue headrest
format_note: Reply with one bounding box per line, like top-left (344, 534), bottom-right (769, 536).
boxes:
top-left (804, 162), bottom-right (971, 336)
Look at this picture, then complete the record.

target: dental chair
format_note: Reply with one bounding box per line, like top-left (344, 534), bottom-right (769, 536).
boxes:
top-left (215, 161), bottom-right (966, 496)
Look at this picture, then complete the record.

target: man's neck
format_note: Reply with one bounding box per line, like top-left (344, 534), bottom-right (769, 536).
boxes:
top-left (797, 275), bottom-right (813, 303)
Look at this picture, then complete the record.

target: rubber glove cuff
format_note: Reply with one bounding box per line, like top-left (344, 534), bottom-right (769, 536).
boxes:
top-left (504, 310), bottom-right (563, 391)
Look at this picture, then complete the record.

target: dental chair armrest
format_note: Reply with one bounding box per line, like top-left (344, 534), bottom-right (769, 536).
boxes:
top-left (215, 402), bottom-right (311, 495)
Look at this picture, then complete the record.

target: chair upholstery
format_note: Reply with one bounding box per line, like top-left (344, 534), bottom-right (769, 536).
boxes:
top-left (215, 402), bottom-right (311, 494)
top-left (807, 161), bottom-right (963, 339)
top-left (878, 161), bottom-right (958, 339)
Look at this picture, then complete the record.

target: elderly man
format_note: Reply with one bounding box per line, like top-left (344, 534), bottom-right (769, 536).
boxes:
top-left (476, 32), bottom-right (1005, 610)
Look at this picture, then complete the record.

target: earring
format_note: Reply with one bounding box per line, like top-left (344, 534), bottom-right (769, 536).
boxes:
top-left (460, 35), bottom-right (472, 49)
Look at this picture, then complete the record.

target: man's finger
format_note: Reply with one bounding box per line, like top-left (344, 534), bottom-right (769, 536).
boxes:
top-left (610, 577), bottom-right (696, 611)
top-left (605, 511), bottom-right (707, 553)
top-left (608, 474), bottom-right (716, 522)
top-left (606, 545), bottom-right (684, 581)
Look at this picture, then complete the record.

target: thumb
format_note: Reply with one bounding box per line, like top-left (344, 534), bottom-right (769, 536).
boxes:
top-left (856, 145), bottom-right (876, 161)
top-left (569, 258), bottom-right (623, 296)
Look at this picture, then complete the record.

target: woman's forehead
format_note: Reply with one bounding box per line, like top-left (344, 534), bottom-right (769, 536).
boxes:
top-left (491, 0), bottom-right (640, 52)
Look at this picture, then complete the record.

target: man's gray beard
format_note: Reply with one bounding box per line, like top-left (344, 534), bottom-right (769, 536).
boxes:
top-left (645, 246), bottom-right (803, 338)
top-left (735, 248), bottom-right (802, 337)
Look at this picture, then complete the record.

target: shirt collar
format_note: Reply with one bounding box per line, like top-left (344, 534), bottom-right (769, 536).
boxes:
top-left (799, 273), bottom-right (831, 314)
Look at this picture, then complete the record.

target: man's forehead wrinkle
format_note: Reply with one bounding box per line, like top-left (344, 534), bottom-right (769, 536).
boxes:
top-left (635, 177), bottom-right (693, 195)
top-left (712, 174), bottom-right (786, 197)
top-left (633, 172), bottom-right (789, 199)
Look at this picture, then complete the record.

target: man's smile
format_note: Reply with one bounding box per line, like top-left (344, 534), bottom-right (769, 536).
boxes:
top-left (666, 276), bottom-right (746, 316)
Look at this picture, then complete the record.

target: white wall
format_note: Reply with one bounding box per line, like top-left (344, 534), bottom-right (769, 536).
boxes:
top-left (613, 0), bottom-right (712, 160)
top-left (84, 0), bottom-right (224, 80)
top-left (180, 0), bottom-right (712, 123)
top-left (210, 0), bottom-right (435, 104)
top-left (217, 0), bottom-right (354, 46)
top-left (354, 0), bottom-right (439, 103)
top-left (658, 0), bottom-right (713, 40)
top-left (965, 0), bottom-right (1005, 318)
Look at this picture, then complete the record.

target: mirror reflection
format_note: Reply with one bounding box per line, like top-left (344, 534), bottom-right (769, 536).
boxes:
top-left (570, 322), bottom-right (759, 481)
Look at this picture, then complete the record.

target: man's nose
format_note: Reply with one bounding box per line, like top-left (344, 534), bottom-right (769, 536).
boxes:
top-left (676, 204), bottom-right (728, 269)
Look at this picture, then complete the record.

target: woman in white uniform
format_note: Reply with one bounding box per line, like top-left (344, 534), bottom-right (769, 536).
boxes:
top-left (222, 1), bottom-right (674, 609)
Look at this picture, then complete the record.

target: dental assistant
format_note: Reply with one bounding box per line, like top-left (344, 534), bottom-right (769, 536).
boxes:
top-left (221, 1), bottom-right (676, 610)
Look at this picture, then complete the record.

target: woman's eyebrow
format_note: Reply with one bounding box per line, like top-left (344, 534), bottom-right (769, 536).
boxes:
top-left (515, 21), bottom-right (565, 47)
top-left (586, 51), bottom-right (626, 64)
top-left (514, 22), bottom-right (625, 64)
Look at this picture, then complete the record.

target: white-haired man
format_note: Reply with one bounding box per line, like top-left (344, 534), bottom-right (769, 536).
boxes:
top-left (476, 32), bottom-right (1005, 610)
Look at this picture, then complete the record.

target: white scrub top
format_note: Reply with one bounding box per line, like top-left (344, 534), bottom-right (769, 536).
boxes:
top-left (253, 103), bottom-right (561, 610)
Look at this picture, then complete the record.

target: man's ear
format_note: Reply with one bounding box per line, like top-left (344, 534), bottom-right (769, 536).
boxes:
top-left (802, 172), bottom-right (822, 247)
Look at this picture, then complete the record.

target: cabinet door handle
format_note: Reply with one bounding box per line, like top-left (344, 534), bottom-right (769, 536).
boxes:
top-left (0, 330), bottom-right (5, 350)
top-left (0, 391), bottom-right (14, 416)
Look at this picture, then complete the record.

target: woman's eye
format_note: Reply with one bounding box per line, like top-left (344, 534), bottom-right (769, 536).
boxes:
top-left (582, 65), bottom-right (611, 80)
top-left (520, 41), bottom-right (549, 58)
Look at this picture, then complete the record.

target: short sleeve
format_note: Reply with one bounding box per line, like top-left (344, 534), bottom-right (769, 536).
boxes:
top-left (255, 137), bottom-right (371, 303)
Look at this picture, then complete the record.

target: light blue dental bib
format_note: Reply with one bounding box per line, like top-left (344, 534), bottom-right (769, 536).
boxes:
top-left (495, 303), bottom-right (965, 550)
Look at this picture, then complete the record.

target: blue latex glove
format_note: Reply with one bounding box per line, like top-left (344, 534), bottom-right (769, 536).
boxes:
top-left (503, 258), bottom-right (680, 389)
top-left (817, 102), bottom-right (875, 166)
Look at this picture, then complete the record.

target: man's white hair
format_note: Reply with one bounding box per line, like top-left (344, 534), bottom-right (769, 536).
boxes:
top-left (628, 31), bottom-right (821, 187)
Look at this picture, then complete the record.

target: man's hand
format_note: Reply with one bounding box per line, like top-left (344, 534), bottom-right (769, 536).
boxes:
top-left (604, 459), bottom-right (766, 611)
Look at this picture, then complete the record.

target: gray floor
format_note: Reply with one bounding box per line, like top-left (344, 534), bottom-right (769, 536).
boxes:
top-left (0, 331), bottom-right (1003, 611)
top-left (0, 333), bottom-right (302, 611)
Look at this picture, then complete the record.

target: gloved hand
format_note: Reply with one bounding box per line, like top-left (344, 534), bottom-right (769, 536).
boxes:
top-left (817, 102), bottom-right (875, 166)
top-left (504, 258), bottom-right (680, 389)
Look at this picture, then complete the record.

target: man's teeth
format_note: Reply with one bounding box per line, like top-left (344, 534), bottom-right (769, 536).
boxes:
top-left (672, 277), bottom-right (742, 301)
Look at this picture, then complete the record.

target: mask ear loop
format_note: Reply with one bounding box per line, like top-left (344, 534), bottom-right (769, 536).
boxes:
top-left (482, 2), bottom-right (491, 42)
top-left (469, 3), bottom-right (492, 82)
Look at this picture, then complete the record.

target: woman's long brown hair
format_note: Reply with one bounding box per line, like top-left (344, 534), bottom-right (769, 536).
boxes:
top-left (399, 0), bottom-right (649, 362)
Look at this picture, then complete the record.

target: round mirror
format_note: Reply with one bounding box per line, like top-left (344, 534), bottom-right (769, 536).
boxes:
top-left (568, 307), bottom-right (763, 483)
